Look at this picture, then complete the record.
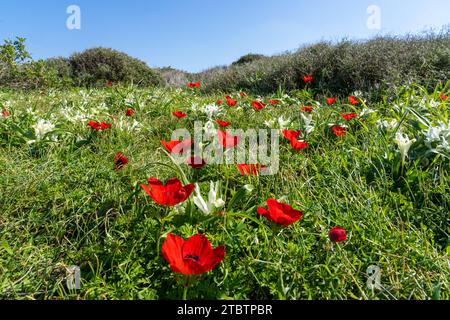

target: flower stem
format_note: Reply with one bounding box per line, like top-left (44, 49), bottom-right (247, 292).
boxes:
top-left (182, 276), bottom-right (190, 300)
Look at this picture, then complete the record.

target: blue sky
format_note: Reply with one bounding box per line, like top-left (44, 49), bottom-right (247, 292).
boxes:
top-left (0, 0), bottom-right (449, 72)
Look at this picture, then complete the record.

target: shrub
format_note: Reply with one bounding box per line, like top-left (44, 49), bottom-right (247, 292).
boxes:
top-left (69, 47), bottom-right (163, 87)
top-left (156, 67), bottom-right (190, 87)
top-left (231, 53), bottom-right (265, 66)
top-left (197, 31), bottom-right (450, 95)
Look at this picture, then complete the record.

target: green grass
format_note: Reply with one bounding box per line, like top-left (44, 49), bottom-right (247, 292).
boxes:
top-left (0, 83), bottom-right (449, 300)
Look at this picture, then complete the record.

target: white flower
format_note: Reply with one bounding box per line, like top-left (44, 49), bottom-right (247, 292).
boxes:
top-left (301, 113), bottom-right (313, 127)
top-left (193, 181), bottom-right (225, 215)
top-left (203, 120), bottom-right (216, 137)
top-left (377, 119), bottom-right (398, 131)
top-left (394, 132), bottom-right (416, 164)
top-left (424, 126), bottom-right (443, 147)
top-left (277, 116), bottom-right (291, 129)
top-left (301, 113), bottom-right (315, 134)
top-left (32, 119), bottom-right (55, 140)
top-left (360, 108), bottom-right (376, 117)
top-left (202, 103), bottom-right (221, 119)
top-left (116, 118), bottom-right (141, 132)
top-left (264, 119), bottom-right (276, 128)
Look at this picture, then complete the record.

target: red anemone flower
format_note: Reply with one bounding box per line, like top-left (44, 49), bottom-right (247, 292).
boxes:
top-left (440, 94), bottom-right (448, 101)
top-left (218, 129), bottom-right (239, 149)
top-left (340, 113), bottom-right (358, 120)
top-left (290, 139), bottom-right (309, 151)
top-left (161, 140), bottom-right (193, 154)
top-left (282, 129), bottom-right (302, 142)
top-left (1, 110), bottom-right (10, 118)
top-left (257, 198), bottom-right (304, 227)
top-left (331, 125), bottom-right (347, 137)
top-left (237, 164), bottom-right (266, 175)
top-left (303, 75), bottom-right (313, 83)
top-left (216, 119), bottom-right (231, 127)
top-left (240, 92), bottom-right (247, 97)
top-left (326, 97), bottom-right (337, 105)
top-left (268, 99), bottom-right (280, 105)
top-left (114, 152), bottom-right (128, 170)
top-left (172, 111), bottom-right (187, 119)
top-left (187, 156), bottom-right (207, 169)
top-left (106, 81), bottom-right (113, 87)
top-left (251, 100), bottom-right (266, 110)
top-left (301, 105), bottom-right (313, 113)
top-left (329, 226), bottom-right (347, 243)
top-left (126, 108), bottom-right (135, 117)
top-left (141, 178), bottom-right (195, 206)
top-left (187, 82), bottom-right (201, 88)
top-left (88, 121), bottom-right (111, 131)
top-left (162, 233), bottom-right (225, 275)
top-left (226, 97), bottom-right (237, 107)
top-left (348, 96), bottom-right (359, 105)
top-left (217, 100), bottom-right (223, 105)
top-left (100, 122), bottom-right (112, 130)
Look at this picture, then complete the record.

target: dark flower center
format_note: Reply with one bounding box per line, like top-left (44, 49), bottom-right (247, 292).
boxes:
top-left (184, 254), bottom-right (200, 262)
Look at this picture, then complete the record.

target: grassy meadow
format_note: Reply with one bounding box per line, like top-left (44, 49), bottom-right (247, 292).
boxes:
top-left (0, 83), bottom-right (449, 300)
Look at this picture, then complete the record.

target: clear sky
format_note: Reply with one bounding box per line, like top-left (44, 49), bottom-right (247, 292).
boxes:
top-left (0, 0), bottom-right (449, 72)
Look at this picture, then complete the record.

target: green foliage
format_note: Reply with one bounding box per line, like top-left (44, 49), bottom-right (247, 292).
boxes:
top-left (69, 47), bottom-right (163, 87)
top-left (198, 31), bottom-right (450, 95)
top-left (231, 53), bottom-right (266, 66)
top-left (0, 83), bottom-right (449, 300)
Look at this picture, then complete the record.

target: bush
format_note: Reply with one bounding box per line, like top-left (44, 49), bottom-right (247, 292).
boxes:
top-left (69, 47), bottom-right (163, 87)
top-left (197, 31), bottom-right (450, 95)
top-left (156, 67), bottom-right (190, 87)
top-left (231, 53), bottom-right (265, 66)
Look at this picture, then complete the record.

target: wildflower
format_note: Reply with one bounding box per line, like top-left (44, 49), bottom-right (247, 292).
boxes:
top-left (162, 234), bottom-right (225, 275)
top-left (394, 132), bottom-right (416, 164)
top-left (226, 96), bottom-right (237, 107)
top-left (187, 82), bottom-right (201, 88)
top-left (282, 129), bottom-right (302, 142)
top-left (172, 111), bottom-right (187, 119)
top-left (126, 108), bottom-right (135, 117)
top-left (114, 152), bottom-right (128, 170)
top-left (303, 75), bottom-right (313, 83)
top-left (348, 96), bottom-right (359, 106)
top-left (88, 121), bottom-right (111, 131)
top-left (237, 164), bottom-right (266, 175)
top-left (1, 110), bottom-right (10, 118)
top-left (216, 120), bottom-right (231, 128)
top-left (326, 97), bottom-right (337, 106)
top-left (329, 226), bottom-right (347, 243)
top-left (141, 177), bottom-right (195, 206)
top-left (376, 119), bottom-right (398, 131)
top-left (257, 198), bottom-right (304, 227)
top-left (268, 99), bottom-right (280, 105)
top-left (290, 139), bottom-right (309, 151)
top-left (251, 100), bottom-right (266, 111)
top-left (277, 116), bottom-right (291, 129)
top-left (161, 140), bottom-right (193, 154)
top-left (193, 181), bottom-right (225, 215)
top-left (340, 113), bottom-right (358, 121)
top-left (203, 120), bottom-right (217, 137)
top-left (240, 92), bottom-right (247, 97)
top-left (202, 104), bottom-right (221, 118)
top-left (331, 125), bottom-right (347, 137)
top-left (217, 100), bottom-right (223, 105)
top-left (32, 119), bottom-right (55, 139)
top-left (301, 106), bottom-right (313, 113)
